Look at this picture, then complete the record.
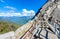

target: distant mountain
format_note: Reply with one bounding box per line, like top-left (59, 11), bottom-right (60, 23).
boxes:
top-left (0, 16), bottom-right (33, 25)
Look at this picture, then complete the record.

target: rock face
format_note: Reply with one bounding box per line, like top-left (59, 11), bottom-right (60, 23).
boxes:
top-left (53, 8), bottom-right (60, 21)
top-left (52, 1), bottom-right (60, 21)
top-left (0, 31), bottom-right (15, 39)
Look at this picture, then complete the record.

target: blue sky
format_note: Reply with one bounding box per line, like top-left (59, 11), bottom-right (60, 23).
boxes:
top-left (0, 0), bottom-right (47, 17)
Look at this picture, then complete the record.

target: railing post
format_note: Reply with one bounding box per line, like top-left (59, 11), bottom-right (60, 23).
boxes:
top-left (46, 29), bottom-right (48, 39)
top-left (58, 31), bottom-right (60, 39)
top-left (54, 23), bottom-right (56, 34)
top-left (38, 28), bottom-right (42, 37)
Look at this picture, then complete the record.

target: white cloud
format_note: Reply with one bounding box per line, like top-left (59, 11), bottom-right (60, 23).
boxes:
top-left (22, 9), bottom-right (35, 16)
top-left (0, 9), bottom-right (35, 17)
top-left (9, 10), bottom-right (15, 13)
top-left (4, 6), bottom-right (16, 10)
top-left (0, 13), bottom-right (21, 17)
top-left (0, 0), bottom-right (5, 3)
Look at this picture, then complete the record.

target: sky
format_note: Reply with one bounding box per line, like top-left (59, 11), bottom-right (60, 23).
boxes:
top-left (0, 0), bottom-right (47, 17)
